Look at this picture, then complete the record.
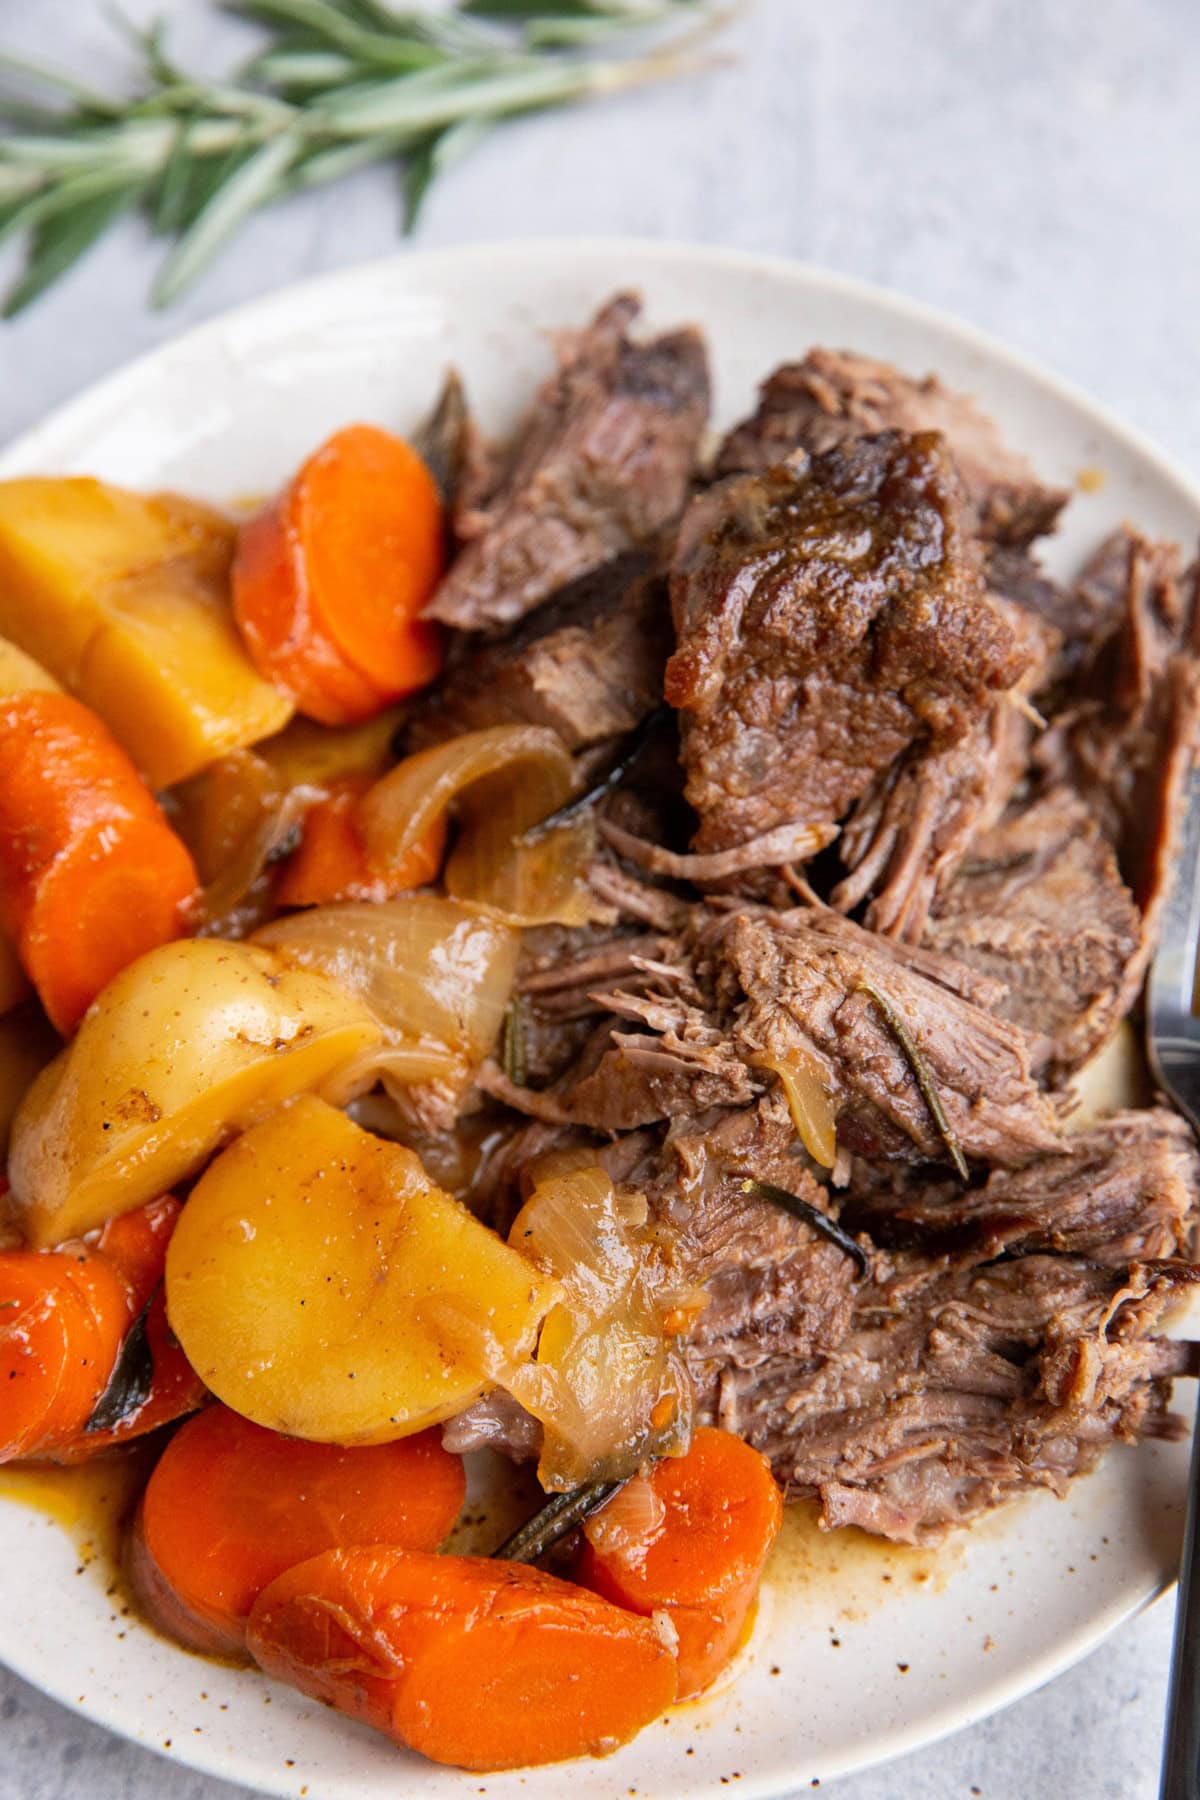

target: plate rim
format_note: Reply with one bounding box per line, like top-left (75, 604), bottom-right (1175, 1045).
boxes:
top-left (1, 234), bottom-right (1196, 1798)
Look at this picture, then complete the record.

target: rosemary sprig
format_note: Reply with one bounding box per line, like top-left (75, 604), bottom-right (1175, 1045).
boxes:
top-left (856, 982), bottom-right (970, 1180)
top-left (734, 1175), bottom-right (870, 1275)
top-left (493, 1475), bottom-right (623, 1561)
top-left (0, 0), bottom-right (730, 317)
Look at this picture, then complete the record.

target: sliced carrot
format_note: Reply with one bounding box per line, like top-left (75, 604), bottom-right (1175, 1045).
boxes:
top-left (127, 1406), bottom-right (467, 1659)
top-left (232, 424), bottom-right (444, 727)
top-left (576, 1426), bottom-right (783, 1698)
top-left (275, 775), bottom-right (447, 907)
top-left (91, 1194), bottom-right (182, 1301)
top-left (0, 1249), bottom-right (130, 1461)
top-left (232, 498), bottom-right (388, 727)
top-left (247, 1546), bottom-right (678, 1769)
top-left (0, 692), bottom-right (198, 1033)
top-left (296, 426), bottom-right (444, 694)
top-left (47, 1195), bottom-right (207, 1463)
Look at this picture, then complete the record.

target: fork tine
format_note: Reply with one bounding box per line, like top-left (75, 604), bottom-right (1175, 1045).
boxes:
top-left (1148, 766), bottom-right (1200, 1131)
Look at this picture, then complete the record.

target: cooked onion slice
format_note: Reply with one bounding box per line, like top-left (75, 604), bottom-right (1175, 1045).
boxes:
top-left (750, 1046), bottom-right (838, 1168)
top-left (255, 896), bottom-right (518, 1085)
top-left (496, 1166), bottom-right (699, 1490)
top-left (358, 725), bottom-right (595, 927)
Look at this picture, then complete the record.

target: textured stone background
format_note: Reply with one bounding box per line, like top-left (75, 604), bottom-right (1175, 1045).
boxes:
top-left (1, 1), bottom-right (1197, 1795)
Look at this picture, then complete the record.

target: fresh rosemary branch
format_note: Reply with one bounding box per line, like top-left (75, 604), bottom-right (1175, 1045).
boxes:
top-left (0, 0), bottom-right (729, 317)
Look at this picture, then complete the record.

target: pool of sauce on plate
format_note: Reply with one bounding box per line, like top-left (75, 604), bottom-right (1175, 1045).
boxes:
top-left (766, 1499), bottom-right (954, 1617)
top-left (0, 1447), bottom-right (153, 1580)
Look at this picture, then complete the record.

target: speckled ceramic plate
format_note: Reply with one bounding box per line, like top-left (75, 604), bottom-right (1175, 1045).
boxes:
top-left (1, 241), bottom-right (1197, 1800)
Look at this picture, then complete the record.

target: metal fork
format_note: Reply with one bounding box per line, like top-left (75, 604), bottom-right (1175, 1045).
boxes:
top-left (1149, 766), bottom-right (1200, 1800)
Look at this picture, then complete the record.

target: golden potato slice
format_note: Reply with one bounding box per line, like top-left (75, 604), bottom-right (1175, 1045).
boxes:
top-left (0, 635), bottom-right (61, 697)
top-left (6, 940), bottom-right (381, 1246)
top-left (166, 1097), bottom-right (558, 1444)
top-left (0, 478), bottom-right (292, 786)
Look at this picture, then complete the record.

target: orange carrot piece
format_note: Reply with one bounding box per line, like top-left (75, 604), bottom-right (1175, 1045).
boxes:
top-left (127, 1406), bottom-right (467, 1658)
top-left (247, 1546), bottom-right (678, 1769)
top-left (232, 498), bottom-right (388, 727)
top-left (0, 692), bottom-right (198, 1032)
top-left (577, 1426), bottom-right (783, 1698)
top-left (275, 776), bottom-right (447, 907)
top-left (47, 1196), bottom-right (207, 1463)
top-left (0, 1249), bottom-right (130, 1461)
top-left (232, 424), bottom-right (444, 726)
top-left (297, 425), bottom-right (444, 693)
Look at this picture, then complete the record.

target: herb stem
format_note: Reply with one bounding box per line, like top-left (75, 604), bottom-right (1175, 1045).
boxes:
top-left (857, 982), bottom-right (970, 1180)
top-left (735, 1175), bottom-right (869, 1275)
top-left (493, 1477), bottom-right (622, 1562)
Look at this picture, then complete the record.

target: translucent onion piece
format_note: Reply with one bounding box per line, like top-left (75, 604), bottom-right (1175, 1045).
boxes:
top-left (171, 711), bottom-right (405, 933)
top-left (322, 1040), bottom-right (461, 1108)
top-left (358, 724), bottom-right (596, 928)
top-left (170, 748), bottom-right (296, 930)
top-left (582, 1473), bottom-right (667, 1564)
top-left (255, 896), bottom-right (518, 1068)
top-left (751, 1047), bottom-right (838, 1168)
top-left (502, 1166), bottom-right (694, 1490)
top-left (446, 771), bottom-right (596, 928)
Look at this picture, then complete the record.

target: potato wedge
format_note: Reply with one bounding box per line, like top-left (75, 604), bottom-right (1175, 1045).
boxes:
top-left (166, 1098), bottom-right (558, 1444)
top-left (0, 635), bottom-right (61, 697)
top-left (6, 941), bottom-right (381, 1246)
top-left (0, 478), bottom-right (292, 787)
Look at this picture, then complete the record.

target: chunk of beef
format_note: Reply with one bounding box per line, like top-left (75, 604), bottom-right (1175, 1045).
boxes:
top-left (987, 543), bottom-right (1111, 688)
top-left (924, 786), bottom-right (1143, 1081)
top-left (514, 922), bottom-right (674, 1087)
top-left (441, 1389), bottom-right (544, 1461)
top-left (844, 1108), bottom-right (1198, 1264)
top-left (1042, 530), bottom-right (1200, 921)
top-left (717, 349), bottom-right (1068, 546)
top-left (411, 556), bottom-right (671, 753)
top-left (667, 433), bottom-right (1033, 859)
top-left (724, 1251), bottom-right (1194, 1542)
top-left (830, 597), bottom-right (1056, 940)
top-left (652, 1100), bottom-right (862, 1428)
top-left (718, 907), bottom-right (1063, 1166)
top-left (426, 295), bottom-right (709, 632)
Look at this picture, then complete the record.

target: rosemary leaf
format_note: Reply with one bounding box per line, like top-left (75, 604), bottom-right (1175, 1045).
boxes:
top-left (0, 162), bottom-right (142, 251)
top-left (0, 49), bottom-right (125, 116)
top-left (3, 179), bottom-right (144, 317)
top-left (232, 0), bottom-right (453, 69)
top-left (857, 983), bottom-right (970, 1181)
top-left (245, 49), bottom-right (361, 90)
top-left (153, 126), bottom-right (304, 306)
top-left (151, 121), bottom-right (197, 234)
top-left (84, 1288), bottom-right (157, 1436)
top-left (403, 113), bottom-right (491, 226)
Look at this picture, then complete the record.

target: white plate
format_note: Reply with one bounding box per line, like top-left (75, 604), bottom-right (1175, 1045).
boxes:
top-left (2, 240), bottom-right (1198, 1799)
